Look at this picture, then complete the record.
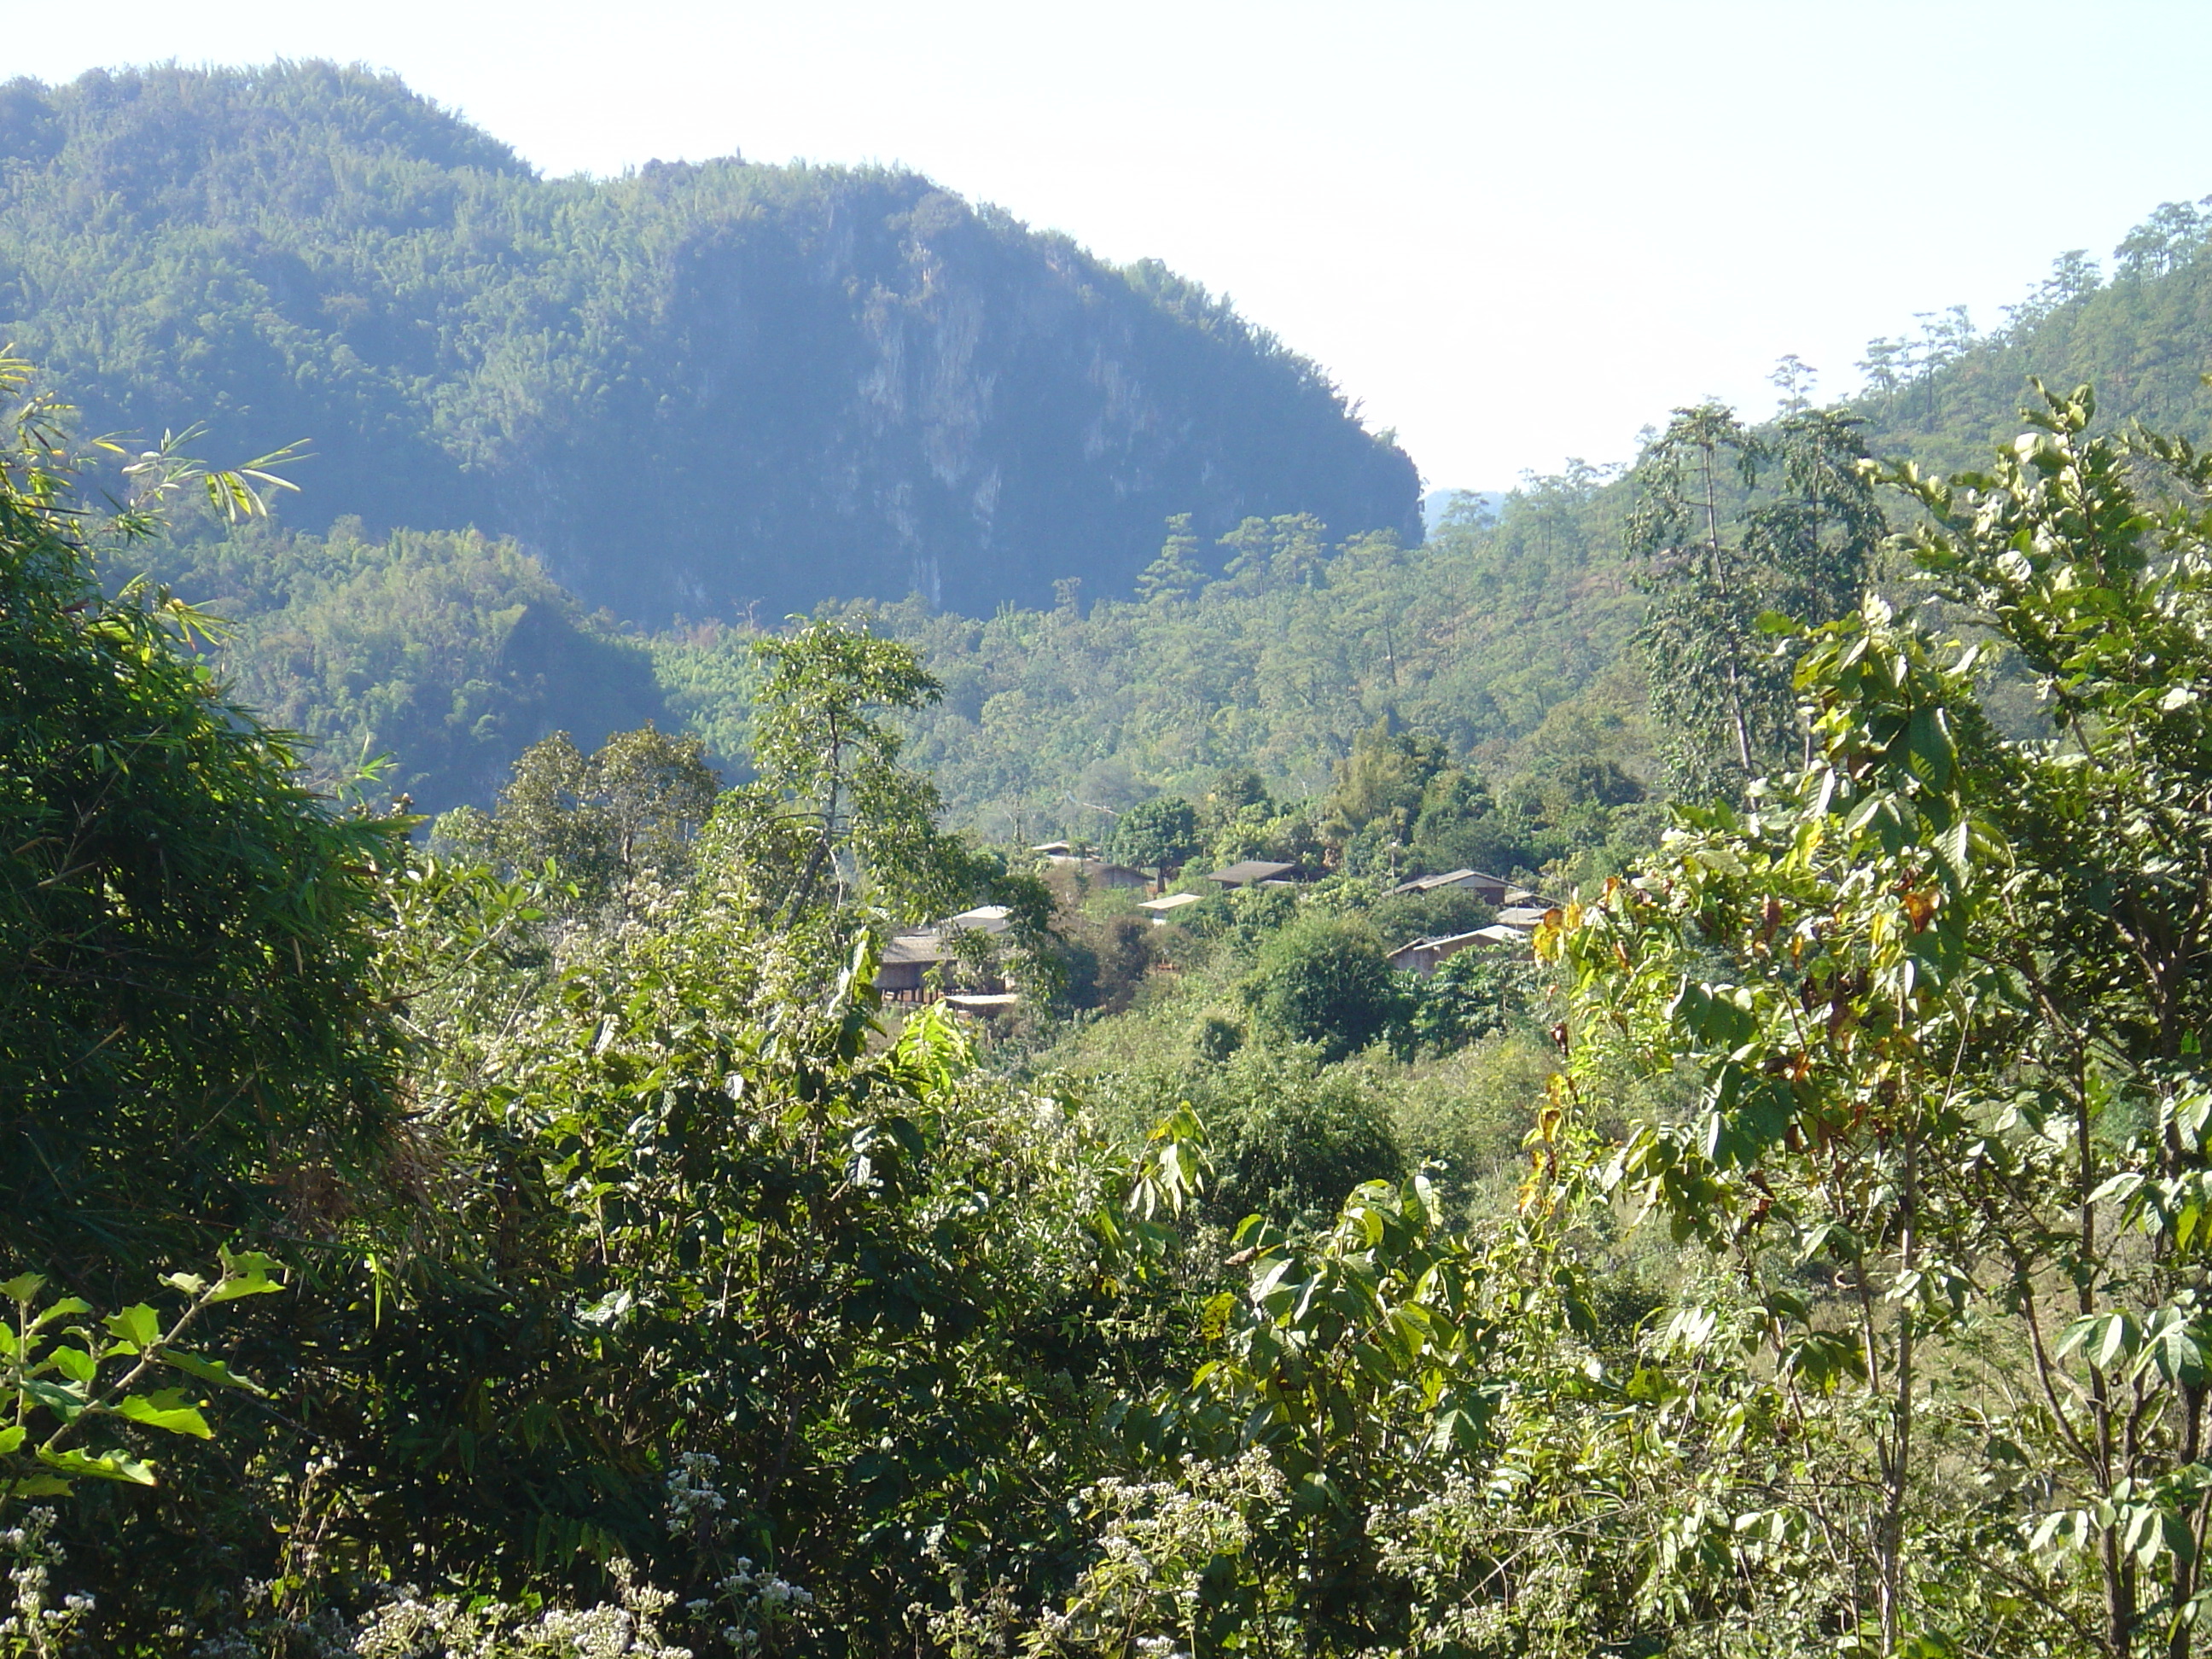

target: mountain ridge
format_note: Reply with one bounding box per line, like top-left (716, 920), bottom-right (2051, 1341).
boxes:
top-left (0, 61), bottom-right (1420, 622)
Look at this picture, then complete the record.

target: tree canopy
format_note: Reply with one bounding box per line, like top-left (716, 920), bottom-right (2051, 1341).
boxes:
top-left (0, 362), bottom-right (407, 1288)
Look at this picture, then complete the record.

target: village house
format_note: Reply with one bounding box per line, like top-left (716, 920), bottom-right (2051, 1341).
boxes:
top-left (1208, 859), bottom-right (1301, 888)
top-left (1033, 842), bottom-right (1151, 889)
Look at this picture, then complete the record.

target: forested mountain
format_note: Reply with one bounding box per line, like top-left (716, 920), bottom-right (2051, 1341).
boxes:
top-left (28, 58), bottom-right (2212, 835)
top-left (148, 518), bottom-right (668, 809)
top-left (0, 62), bottom-right (1418, 622)
top-left (1855, 197), bottom-right (2212, 467)
top-left (144, 484), bottom-right (1635, 818)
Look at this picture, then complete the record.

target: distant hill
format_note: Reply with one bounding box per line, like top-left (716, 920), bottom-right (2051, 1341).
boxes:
top-left (1855, 200), bottom-right (2212, 467)
top-left (0, 62), bottom-right (1419, 623)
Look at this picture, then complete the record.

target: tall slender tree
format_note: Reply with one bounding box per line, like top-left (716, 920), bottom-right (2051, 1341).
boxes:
top-left (1627, 402), bottom-right (1884, 799)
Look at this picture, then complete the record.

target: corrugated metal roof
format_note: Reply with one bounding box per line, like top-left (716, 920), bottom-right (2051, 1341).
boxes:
top-left (1385, 928), bottom-right (1487, 962)
top-left (1209, 860), bottom-right (1298, 886)
top-left (1138, 892), bottom-right (1203, 912)
top-left (882, 933), bottom-right (947, 965)
top-left (1385, 868), bottom-right (1516, 898)
top-left (1495, 905), bottom-right (1555, 928)
top-left (940, 905), bottom-right (1011, 934)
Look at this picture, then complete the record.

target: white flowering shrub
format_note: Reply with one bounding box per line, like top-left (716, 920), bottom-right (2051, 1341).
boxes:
top-left (663, 1452), bottom-right (728, 1538)
top-left (1027, 1452), bottom-right (1286, 1659)
top-left (348, 1563), bottom-right (689, 1658)
top-left (1, 1509), bottom-right (92, 1659)
top-left (699, 1557), bottom-right (814, 1656)
top-left (657, 1452), bottom-right (814, 1656)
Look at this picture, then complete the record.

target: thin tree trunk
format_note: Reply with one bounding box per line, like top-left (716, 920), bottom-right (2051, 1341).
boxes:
top-left (778, 749), bottom-right (842, 929)
top-left (1877, 1134), bottom-right (1918, 1655)
top-left (2073, 1051), bottom-right (2139, 1657)
top-left (1698, 436), bottom-right (1756, 774)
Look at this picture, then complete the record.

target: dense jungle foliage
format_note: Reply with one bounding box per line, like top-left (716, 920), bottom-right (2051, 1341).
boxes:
top-left (0, 61), bottom-right (1418, 624)
top-left (12, 59), bottom-right (2212, 1654)
top-left (12, 325), bottom-right (2212, 1655)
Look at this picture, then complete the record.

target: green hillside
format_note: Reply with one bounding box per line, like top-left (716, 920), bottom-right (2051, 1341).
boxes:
top-left (1856, 197), bottom-right (2212, 466)
top-left (142, 480), bottom-right (1635, 822)
top-left (0, 61), bottom-right (1418, 624)
top-left (143, 518), bottom-right (668, 810)
top-left (813, 482), bottom-right (1639, 844)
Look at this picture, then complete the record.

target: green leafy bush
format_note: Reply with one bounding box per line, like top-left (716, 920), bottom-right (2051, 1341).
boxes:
top-left (1240, 916), bottom-right (1406, 1062)
top-left (0, 363), bottom-right (407, 1283)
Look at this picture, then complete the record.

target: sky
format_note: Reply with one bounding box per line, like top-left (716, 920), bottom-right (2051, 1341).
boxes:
top-left (10, 0), bottom-right (2212, 492)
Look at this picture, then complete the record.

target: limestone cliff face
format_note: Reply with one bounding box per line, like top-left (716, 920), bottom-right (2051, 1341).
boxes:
top-left (0, 63), bottom-right (1421, 622)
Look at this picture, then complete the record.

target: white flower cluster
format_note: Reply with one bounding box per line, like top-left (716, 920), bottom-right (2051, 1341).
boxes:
top-left (0, 1508), bottom-right (93, 1653)
top-left (346, 1566), bottom-right (690, 1654)
top-left (665, 1450), bottom-right (731, 1538)
top-left (1032, 1451), bottom-right (1285, 1653)
top-left (195, 1604), bottom-right (357, 1659)
top-left (711, 1557), bottom-right (814, 1652)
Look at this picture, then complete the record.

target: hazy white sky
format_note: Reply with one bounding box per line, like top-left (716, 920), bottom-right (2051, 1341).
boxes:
top-left (11, 0), bottom-right (2212, 490)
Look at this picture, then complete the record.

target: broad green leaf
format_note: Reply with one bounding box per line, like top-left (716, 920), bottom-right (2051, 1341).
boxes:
top-left (208, 1249), bottom-right (285, 1301)
top-left (117, 1390), bottom-right (212, 1438)
top-left (27, 1296), bottom-right (90, 1331)
top-left (38, 1445), bottom-right (156, 1484)
top-left (2098, 1312), bottom-right (2141, 1371)
top-left (206, 1275), bottom-right (282, 1305)
top-left (20, 1377), bottom-right (86, 1417)
top-left (4, 1475), bottom-right (73, 1498)
top-left (160, 1350), bottom-right (266, 1395)
top-left (105, 1303), bottom-right (161, 1349)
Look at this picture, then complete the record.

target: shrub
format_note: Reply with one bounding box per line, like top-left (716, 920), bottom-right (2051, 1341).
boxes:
top-left (1241, 917), bottom-right (1406, 1062)
top-left (1198, 1047), bottom-right (1404, 1223)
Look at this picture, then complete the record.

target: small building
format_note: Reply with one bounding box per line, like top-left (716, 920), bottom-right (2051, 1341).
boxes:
top-left (1086, 861), bottom-right (1154, 890)
top-left (878, 932), bottom-right (948, 1002)
top-left (879, 915), bottom-right (1024, 1004)
top-left (1208, 859), bottom-right (1300, 888)
top-left (1386, 868), bottom-right (1480, 898)
top-left (1040, 853), bottom-right (1153, 889)
top-left (1386, 930), bottom-right (1487, 977)
top-left (1031, 841), bottom-right (1077, 858)
top-left (1386, 868), bottom-right (1514, 902)
top-left (1138, 891), bottom-right (1204, 924)
top-left (1495, 905), bottom-right (1556, 930)
top-left (1387, 921), bottom-right (1536, 977)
